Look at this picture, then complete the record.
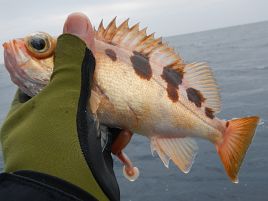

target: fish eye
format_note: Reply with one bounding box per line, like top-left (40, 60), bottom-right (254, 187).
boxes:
top-left (29, 36), bottom-right (46, 52)
top-left (25, 32), bottom-right (56, 59)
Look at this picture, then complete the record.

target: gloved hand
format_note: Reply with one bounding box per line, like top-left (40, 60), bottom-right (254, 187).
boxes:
top-left (0, 13), bottom-right (121, 201)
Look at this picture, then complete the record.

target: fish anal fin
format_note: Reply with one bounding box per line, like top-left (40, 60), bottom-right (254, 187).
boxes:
top-left (151, 136), bottom-right (198, 173)
top-left (184, 62), bottom-right (221, 113)
top-left (151, 138), bottom-right (170, 168)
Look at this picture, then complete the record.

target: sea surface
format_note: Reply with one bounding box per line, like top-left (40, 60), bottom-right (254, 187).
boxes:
top-left (0, 21), bottom-right (268, 201)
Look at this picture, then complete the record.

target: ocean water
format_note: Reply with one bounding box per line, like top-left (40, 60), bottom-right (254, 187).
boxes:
top-left (0, 21), bottom-right (268, 200)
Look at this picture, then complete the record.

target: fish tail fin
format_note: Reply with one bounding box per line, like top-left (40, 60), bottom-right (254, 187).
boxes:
top-left (215, 116), bottom-right (259, 183)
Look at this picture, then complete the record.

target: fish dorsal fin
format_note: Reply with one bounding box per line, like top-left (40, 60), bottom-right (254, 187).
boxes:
top-left (151, 136), bottom-right (198, 173)
top-left (95, 18), bottom-right (184, 68)
top-left (184, 62), bottom-right (221, 113)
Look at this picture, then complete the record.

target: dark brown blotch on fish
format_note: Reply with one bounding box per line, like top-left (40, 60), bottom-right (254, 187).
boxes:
top-left (105, 49), bottom-right (117, 61)
top-left (226, 121), bottom-right (229, 128)
top-left (130, 51), bottom-right (152, 80)
top-left (161, 65), bottom-right (184, 88)
top-left (205, 107), bottom-right (215, 119)
top-left (167, 83), bottom-right (178, 102)
top-left (186, 87), bottom-right (205, 107)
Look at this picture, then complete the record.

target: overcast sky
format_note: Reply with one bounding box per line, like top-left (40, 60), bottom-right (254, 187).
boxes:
top-left (0, 0), bottom-right (268, 63)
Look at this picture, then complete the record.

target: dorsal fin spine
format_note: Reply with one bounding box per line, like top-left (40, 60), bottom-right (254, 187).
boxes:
top-left (96, 17), bottom-right (184, 70)
top-left (96, 19), bottom-right (105, 39)
top-left (111, 18), bottom-right (129, 44)
top-left (103, 17), bottom-right (117, 41)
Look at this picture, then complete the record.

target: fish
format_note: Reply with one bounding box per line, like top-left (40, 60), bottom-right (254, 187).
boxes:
top-left (3, 17), bottom-right (260, 183)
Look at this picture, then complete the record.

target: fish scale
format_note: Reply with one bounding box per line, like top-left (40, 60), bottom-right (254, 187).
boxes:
top-left (3, 17), bottom-right (260, 183)
top-left (94, 39), bottom-right (220, 137)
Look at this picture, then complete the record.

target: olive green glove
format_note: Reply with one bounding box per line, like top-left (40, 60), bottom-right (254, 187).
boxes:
top-left (0, 34), bottom-right (120, 201)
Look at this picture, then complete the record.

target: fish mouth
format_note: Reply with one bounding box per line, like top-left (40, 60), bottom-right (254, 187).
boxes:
top-left (3, 39), bottom-right (47, 96)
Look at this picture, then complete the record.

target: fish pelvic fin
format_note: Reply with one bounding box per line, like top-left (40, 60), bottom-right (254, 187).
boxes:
top-left (151, 136), bottom-right (198, 173)
top-left (89, 90), bottom-right (101, 114)
top-left (216, 116), bottom-right (260, 183)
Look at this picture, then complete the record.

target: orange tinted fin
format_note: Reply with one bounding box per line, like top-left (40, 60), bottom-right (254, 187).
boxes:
top-left (216, 116), bottom-right (260, 183)
top-left (151, 137), bottom-right (198, 173)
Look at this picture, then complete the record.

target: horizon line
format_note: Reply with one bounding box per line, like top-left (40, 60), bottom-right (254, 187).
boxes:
top-left (165, 19), bottom-right (268, 38)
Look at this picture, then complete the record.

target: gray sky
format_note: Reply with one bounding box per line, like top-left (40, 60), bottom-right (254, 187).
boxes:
top-left (0, 0), bottom-right (268, 63)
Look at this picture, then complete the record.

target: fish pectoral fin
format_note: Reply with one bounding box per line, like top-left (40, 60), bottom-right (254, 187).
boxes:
top-left (89, 90), bottom-right (101, 114)
top-left (151, 136), bottom-right (198, 173)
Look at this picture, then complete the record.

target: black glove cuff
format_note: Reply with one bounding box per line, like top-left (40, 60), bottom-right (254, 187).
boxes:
top-left (0, 171), bottom-right (97, 201)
